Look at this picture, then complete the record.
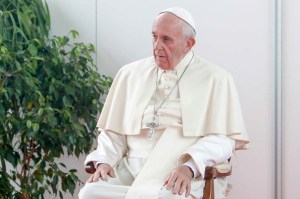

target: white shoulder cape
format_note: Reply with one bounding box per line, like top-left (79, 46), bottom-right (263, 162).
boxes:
top-left (97, 53), bottom-right (249, 149)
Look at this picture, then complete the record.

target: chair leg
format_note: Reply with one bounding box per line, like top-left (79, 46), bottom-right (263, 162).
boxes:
top-left (203, 178), bottom-right (214, 199)
top-left (203, 166), bottom-right (214, 199)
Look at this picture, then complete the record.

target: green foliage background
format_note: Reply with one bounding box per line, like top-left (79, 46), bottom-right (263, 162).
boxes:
top-left (0, 0), bottom-right (112, 198)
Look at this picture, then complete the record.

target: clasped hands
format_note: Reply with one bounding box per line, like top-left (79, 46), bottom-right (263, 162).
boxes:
top-left (87, 163), bottom-right (193, 197)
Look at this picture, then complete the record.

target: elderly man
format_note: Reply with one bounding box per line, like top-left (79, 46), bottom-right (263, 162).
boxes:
top-left (79, 7), bottom-right (249, 199)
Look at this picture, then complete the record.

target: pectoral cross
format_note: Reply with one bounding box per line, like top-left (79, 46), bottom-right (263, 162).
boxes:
top-left (146, 115), bottom-right (160, 140)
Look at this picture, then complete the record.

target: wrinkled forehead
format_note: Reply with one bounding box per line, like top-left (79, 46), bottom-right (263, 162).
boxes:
top-left (152, 13), bottom-right (185, 38)
top-left (152, 13), bottom-right (185, 36)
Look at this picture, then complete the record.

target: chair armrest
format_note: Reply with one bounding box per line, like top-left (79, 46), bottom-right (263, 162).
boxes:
top-left (204, 162), bottom-right (232, 180)
top-left (203, 162), bottom-right (232, 199)
top-left (85, 161), bottom-right (96, 174)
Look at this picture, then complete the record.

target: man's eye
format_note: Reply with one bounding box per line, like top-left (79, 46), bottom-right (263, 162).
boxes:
top-left (163, 37), bottom-right (171, 42)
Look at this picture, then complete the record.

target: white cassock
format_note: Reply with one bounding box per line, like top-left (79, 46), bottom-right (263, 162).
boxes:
top-left (79, 51), bottom-right (249, 199)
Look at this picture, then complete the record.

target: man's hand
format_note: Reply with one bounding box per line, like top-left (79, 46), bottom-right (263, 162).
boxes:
top-left (86, 163), bottom-right (116, 183)
top-left (164, 165), bottom-right (193, 197)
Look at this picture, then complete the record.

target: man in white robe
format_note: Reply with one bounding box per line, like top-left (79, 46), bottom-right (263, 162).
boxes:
top-left (79, 7), bottom-right (249, 199)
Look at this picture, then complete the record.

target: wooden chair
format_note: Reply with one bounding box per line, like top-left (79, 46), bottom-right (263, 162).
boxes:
top-left (203, 163), bottom-right (232, 199)
top-left (85, 161), bottom-right (232, 199)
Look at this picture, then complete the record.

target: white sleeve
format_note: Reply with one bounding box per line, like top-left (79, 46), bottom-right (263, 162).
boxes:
top-left (84, 130), bottom-right (127, 168)
top-left (183, 159), bottom-right (200, 178)
top-left (178, 135), bottom-right (235, 178)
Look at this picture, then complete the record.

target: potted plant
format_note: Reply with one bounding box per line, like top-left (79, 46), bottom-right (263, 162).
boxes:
top-left (0, 0), bottom-right (112, 198)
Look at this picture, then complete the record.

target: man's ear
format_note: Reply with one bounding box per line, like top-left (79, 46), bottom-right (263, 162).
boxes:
top-left (184, 37), bottom-right (196, 53)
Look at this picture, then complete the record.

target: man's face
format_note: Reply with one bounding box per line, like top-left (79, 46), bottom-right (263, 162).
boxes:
top-left (152, 13), bottom-right (191, 70)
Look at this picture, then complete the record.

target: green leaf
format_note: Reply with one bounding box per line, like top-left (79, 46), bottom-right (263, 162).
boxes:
top-left (62, 36), bottom-right (69, 44)
top-left (32, 123), bottom-right (39, 132)
top-left (40, 160), bottom-right (46, 170)
top-left (68, 135), bottom-right (76, 144)
top-left (18, 11), bottom-right (32, 37)
top-left (36, 173), bottom-right (43, 183)
top-left (69, 169), bottom-right (77, 173)
top-left (24, 77), bottom-right (35, 88)
top-left (91, 98), bottom-right (98, 105)
top-left (88, 44), bottom-right (95, 52)
top-left (33, 38), bottom-right (42, 46)
top-left (28, 44), bottom-right (38, 56)
top-left (37, 108), bottom-right (44, 116)
top-left (6, 150), bottom-right (18, 168)
top-left (61, 176), bottom-right (67, 191)
top-left (62, 95), bottom-right (70, 106)
top-left (65, 85), bottom-right (75, 96)
top-left (26, 120), bottom-right (32, 128)
top-left (67, 176), bottom-right (75, 194)
top-left (47, 168), bottom-right (53, 178)
top-left (38, 95), bottom-right (45, 105)
top-left (70, 30), bottom-right (79, 39)
top-left (59, 163), bottom-right (66, 168)
top-left (0, 104), bottom-right (5, 116)
top-left (51, 175), bottom-right (58, 193)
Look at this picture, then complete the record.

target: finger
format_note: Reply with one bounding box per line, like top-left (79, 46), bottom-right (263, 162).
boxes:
top-left (172, 179), bottom-right (182, 194)
top-left (100, 169), bottom-right (109, 181)
top-left (178, 181), bottom-right (188, 195)
top-left (108, 168), bottom-right (116, 178)
top-left (164, 173), bottom-right (171, 185)
top-left (166, 174), bottom-right (178, 190)
top-left (92, 170), bottom-right (101, 182)
top-left (185, 182), bottom-right (191, 197)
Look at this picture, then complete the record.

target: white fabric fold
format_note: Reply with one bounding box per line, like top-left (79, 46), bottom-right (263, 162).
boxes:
top-left (125, 126), bottom-right (198, 199)
top-left (84, 130), bottom-right (126, 168)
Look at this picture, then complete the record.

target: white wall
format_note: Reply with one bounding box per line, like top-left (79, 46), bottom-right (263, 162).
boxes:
top-left (46, 0), bottom-right (297, 198)
top-left (282, 0), bottom-right (300, 198)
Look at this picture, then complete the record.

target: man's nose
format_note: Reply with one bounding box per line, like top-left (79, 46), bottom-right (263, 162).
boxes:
top-left (153, 39), bottom-right (163, 50)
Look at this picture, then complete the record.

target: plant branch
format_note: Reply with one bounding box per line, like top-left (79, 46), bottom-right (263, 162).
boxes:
top-left (20, 138), bottom-right (36, 188)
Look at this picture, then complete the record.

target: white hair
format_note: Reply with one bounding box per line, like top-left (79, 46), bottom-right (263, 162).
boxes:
top-left (181, 21), bottom-right (196, 39)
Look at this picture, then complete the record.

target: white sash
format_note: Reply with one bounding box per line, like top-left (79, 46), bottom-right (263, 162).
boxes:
top-left (125, 126), bottom-right (198, 199)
